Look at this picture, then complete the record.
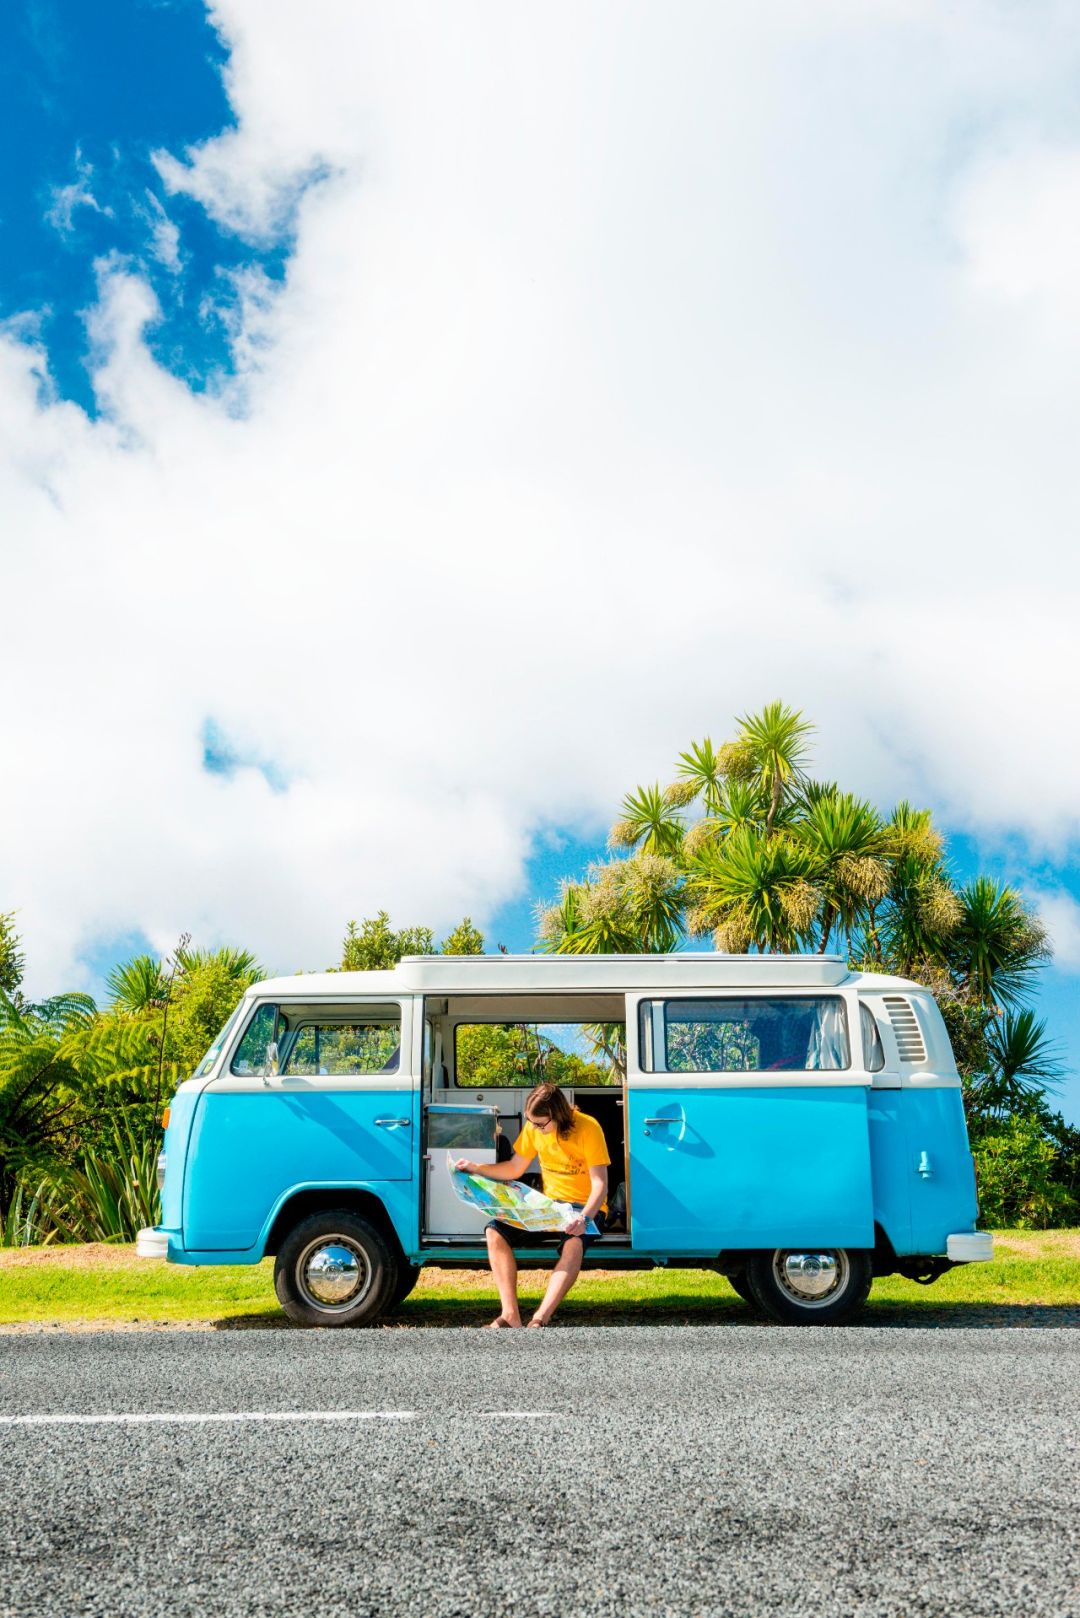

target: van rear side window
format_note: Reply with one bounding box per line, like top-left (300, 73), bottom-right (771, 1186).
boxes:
top-left (639, 997), bottom-right (850, 1074)
top-left (860, 1003), bottom-right (886, 1072)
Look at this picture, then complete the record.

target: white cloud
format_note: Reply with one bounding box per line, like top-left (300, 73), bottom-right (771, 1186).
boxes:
top-left (46, 147), bottom-right (112, 236)
top-left (953, 141), bottom-right (1080, 320)
top-left (5, 1), bottom-right (1080, 993)
top-left (143, 194), bottom-right (182, 274)
top-left (1030, 891), bottom-right (1080, 970)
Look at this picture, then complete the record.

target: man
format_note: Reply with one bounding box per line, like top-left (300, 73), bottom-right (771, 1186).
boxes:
top-left (455, 1081), bottom-right (610, 1328)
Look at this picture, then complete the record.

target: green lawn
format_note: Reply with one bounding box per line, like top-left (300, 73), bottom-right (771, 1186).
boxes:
top-left (1, 1231), bottom-right (1077, 1327)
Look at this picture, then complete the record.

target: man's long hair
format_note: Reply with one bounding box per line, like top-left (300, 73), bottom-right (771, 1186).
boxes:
top-left (525, 1082), bottom-right (576, 1140)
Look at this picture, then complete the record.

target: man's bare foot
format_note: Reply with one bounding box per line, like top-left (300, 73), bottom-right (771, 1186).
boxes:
top-left (526, 1316), bottom-right (550, 1328)
top-left (487, 1315), bottom-right (521, 1329)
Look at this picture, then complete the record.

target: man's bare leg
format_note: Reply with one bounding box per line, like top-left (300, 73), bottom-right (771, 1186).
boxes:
top-left (485, 1227), bottom-right (522, 1326)
top-left (528, 1237), bottom-right (584, 1326)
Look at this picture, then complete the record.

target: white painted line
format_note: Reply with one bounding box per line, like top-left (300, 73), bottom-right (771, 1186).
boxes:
top-left (478, 1411), bottom-right (557, 1418)
top-left (0, 1411), bottom-right (416, 1427)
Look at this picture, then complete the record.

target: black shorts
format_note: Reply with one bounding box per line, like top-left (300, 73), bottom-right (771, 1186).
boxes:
top-left (485, 1205), bottom-right (606, 1256)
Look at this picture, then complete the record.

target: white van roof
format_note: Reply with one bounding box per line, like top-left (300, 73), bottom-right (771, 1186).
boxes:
top-left (249, 953), bottom-right (921, 999)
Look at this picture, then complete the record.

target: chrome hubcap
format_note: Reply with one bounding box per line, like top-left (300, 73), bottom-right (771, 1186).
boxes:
top-left (773, 1249), bottom-right (848, 1306)
top-left (299, 1239), bottom-right (368, 1311)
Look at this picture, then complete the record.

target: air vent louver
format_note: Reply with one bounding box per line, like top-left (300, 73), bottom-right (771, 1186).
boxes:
top-left (883, 996), bottom-right (927, 1064)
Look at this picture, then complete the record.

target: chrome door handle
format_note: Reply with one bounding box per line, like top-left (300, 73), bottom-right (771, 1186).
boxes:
top-left (374, 1117), bottom-right (411, 1128)
top-left (643, 1116), bottom-right (679, 1125)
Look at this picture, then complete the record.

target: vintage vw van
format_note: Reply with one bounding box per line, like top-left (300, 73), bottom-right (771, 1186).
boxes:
top-left (137, 953), bottom-right (991, 1326)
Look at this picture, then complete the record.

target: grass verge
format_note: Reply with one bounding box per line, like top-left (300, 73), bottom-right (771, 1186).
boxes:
top-left (0, 1231), bottom-right (1077, 1329)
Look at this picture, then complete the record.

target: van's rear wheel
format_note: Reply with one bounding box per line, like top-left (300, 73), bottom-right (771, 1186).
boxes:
top-left (746, 1248), bottom-right (872, 1325)
top-left (274, 1210), bottom-right (395, 1327)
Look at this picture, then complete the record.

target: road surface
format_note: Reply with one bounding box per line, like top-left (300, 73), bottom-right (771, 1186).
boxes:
top-left (1, 1328), bottom-right (1077, 1617)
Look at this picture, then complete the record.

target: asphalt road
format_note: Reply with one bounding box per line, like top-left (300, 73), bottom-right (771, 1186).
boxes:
top-left (1, 1329), bottom-right (1077, 1618)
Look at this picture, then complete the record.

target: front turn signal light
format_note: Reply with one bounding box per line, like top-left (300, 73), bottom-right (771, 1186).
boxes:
top-left (161, 1105), bottom-right (171, 1130)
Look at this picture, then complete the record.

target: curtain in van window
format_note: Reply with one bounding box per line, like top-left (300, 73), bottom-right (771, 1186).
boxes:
top-left (806, 999), bottom-right (850, 1070)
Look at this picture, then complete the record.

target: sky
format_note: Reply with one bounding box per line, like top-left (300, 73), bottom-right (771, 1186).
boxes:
top-left (1, 1), bottom-right (1078, 1119)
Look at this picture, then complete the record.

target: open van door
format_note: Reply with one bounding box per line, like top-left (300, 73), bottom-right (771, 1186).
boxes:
top-left (626, 992), bottom-right (874, 1254)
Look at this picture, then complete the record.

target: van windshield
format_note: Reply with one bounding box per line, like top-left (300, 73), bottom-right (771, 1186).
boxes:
top-left (190, 1001), bottom-right (246, 1079)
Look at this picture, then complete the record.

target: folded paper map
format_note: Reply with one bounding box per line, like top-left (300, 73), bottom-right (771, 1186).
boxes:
top-left (447, 1155), bottom-right (599, 1234)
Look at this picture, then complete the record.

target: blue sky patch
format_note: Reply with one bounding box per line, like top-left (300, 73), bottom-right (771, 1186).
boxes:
top-left (201, 717), bottom-right (291, 793)
top-left (0, 0), bottom-right (290, 412)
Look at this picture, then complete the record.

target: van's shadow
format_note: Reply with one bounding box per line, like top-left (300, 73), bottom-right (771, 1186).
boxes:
top-left (211, 1298), bottom-right (1080, 1330)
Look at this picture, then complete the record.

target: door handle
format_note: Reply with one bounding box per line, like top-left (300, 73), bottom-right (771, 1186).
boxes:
top-left (374, 1117), bottom-right (411, 1128)
top-left (643, 1114), bottom-right (683, 1139)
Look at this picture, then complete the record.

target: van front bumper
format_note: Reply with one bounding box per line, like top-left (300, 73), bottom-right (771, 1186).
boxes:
top-left (946, 1232), bottom-right (994, 1263)
top-left (136, 1226), bottom-right (170, 1259)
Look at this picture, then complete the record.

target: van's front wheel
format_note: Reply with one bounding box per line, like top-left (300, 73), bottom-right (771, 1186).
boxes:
top-left (746, 1248), bottom-right (872, 1325)
top-left (274, 1210), bottom-right (395, 1327)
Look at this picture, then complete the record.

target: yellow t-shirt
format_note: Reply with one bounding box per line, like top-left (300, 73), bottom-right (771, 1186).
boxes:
top-left (514, 1110), bottom-right (611, 1213)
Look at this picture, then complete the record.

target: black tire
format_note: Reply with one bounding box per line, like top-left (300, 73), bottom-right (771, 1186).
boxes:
top-left (746, 1248), bottom-right (872, 1326)
top-left (387, 1263), bottom-right (421, 1310)
top-left (274, 1209), bottom-right (397, 1327)
top-left (726, 1270), bottom-right (756, 1306)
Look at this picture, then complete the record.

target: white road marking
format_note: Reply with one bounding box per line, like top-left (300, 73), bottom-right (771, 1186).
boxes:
top-left (478, 1411), bottom-right (557, 1418)
top-left (0, 1411), bottom-right (416, 1426)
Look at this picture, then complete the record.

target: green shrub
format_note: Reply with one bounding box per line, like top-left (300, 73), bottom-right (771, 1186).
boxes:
top-left (973, 1117), bottom-right (1078, 1229)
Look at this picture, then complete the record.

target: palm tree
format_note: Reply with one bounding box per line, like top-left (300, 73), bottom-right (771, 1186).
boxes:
top-left (174, 945), bottom-right (263, 980)
top-left (965, 1009), bottom-right (1063, 1120)
top-left (950, 878), bottom-right (1049, 1009)
top-left (861, 802), bottom-right (961, 974)
top-left (609, 784), bottom-right (685, 855)
top-left (539, 855), bottom-right (683, 954)
top-left (106, 955), bottom-right (169, 1014)
top-left (666, 738), bottom-right (726, 815)
top-left (685, 827), bottom-right (821, 952)
top-left (732, 701), bottom-right (814, 831)
top-left (682, 781), bottom-right (769, 858)
top-left (661, 707), bottom-right (814, 835)
top-left (798, 792), bottom-right (891, 953)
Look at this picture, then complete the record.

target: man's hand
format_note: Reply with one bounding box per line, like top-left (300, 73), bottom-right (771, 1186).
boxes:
top-left (564, 1214), bottom-right (587, 1237)
top-left (453, 1158), bottom-right (480, 1175)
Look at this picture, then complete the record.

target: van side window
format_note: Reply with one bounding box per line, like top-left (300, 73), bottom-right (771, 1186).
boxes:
top-left (230, 1004), bottom-right (280, 1076)
top-left (285, 1017), bottom-right (400, 1077)
top-left (860, 1003), bottom-right (886, 1072)
top-left (639, 997), bottom-right (850, 1074)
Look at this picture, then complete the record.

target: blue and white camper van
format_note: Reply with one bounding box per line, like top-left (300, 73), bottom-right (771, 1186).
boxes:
top-left (137, 953), bottom-right (991, 1325)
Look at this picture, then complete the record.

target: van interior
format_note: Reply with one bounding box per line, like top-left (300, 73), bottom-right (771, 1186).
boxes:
top-left (421, 993), bottom-right (629, 1247)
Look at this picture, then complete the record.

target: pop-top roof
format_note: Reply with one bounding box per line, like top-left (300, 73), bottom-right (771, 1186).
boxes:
top-left (250, 952), bottom-right (862, 999)
top-left (394, 953), bottom-right (851, 990)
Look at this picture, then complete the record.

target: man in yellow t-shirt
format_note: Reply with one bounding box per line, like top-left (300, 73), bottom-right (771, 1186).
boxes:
top-left (455, 1081), bottom-right (610, 1329)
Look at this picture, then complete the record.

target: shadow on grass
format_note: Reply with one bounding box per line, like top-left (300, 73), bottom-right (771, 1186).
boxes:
top-left (212, 1297), bottom-right (1080, 1330)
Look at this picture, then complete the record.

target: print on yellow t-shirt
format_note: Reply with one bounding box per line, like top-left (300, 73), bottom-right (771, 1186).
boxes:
top-left (514, 1109), bottom-right (611, 1213)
